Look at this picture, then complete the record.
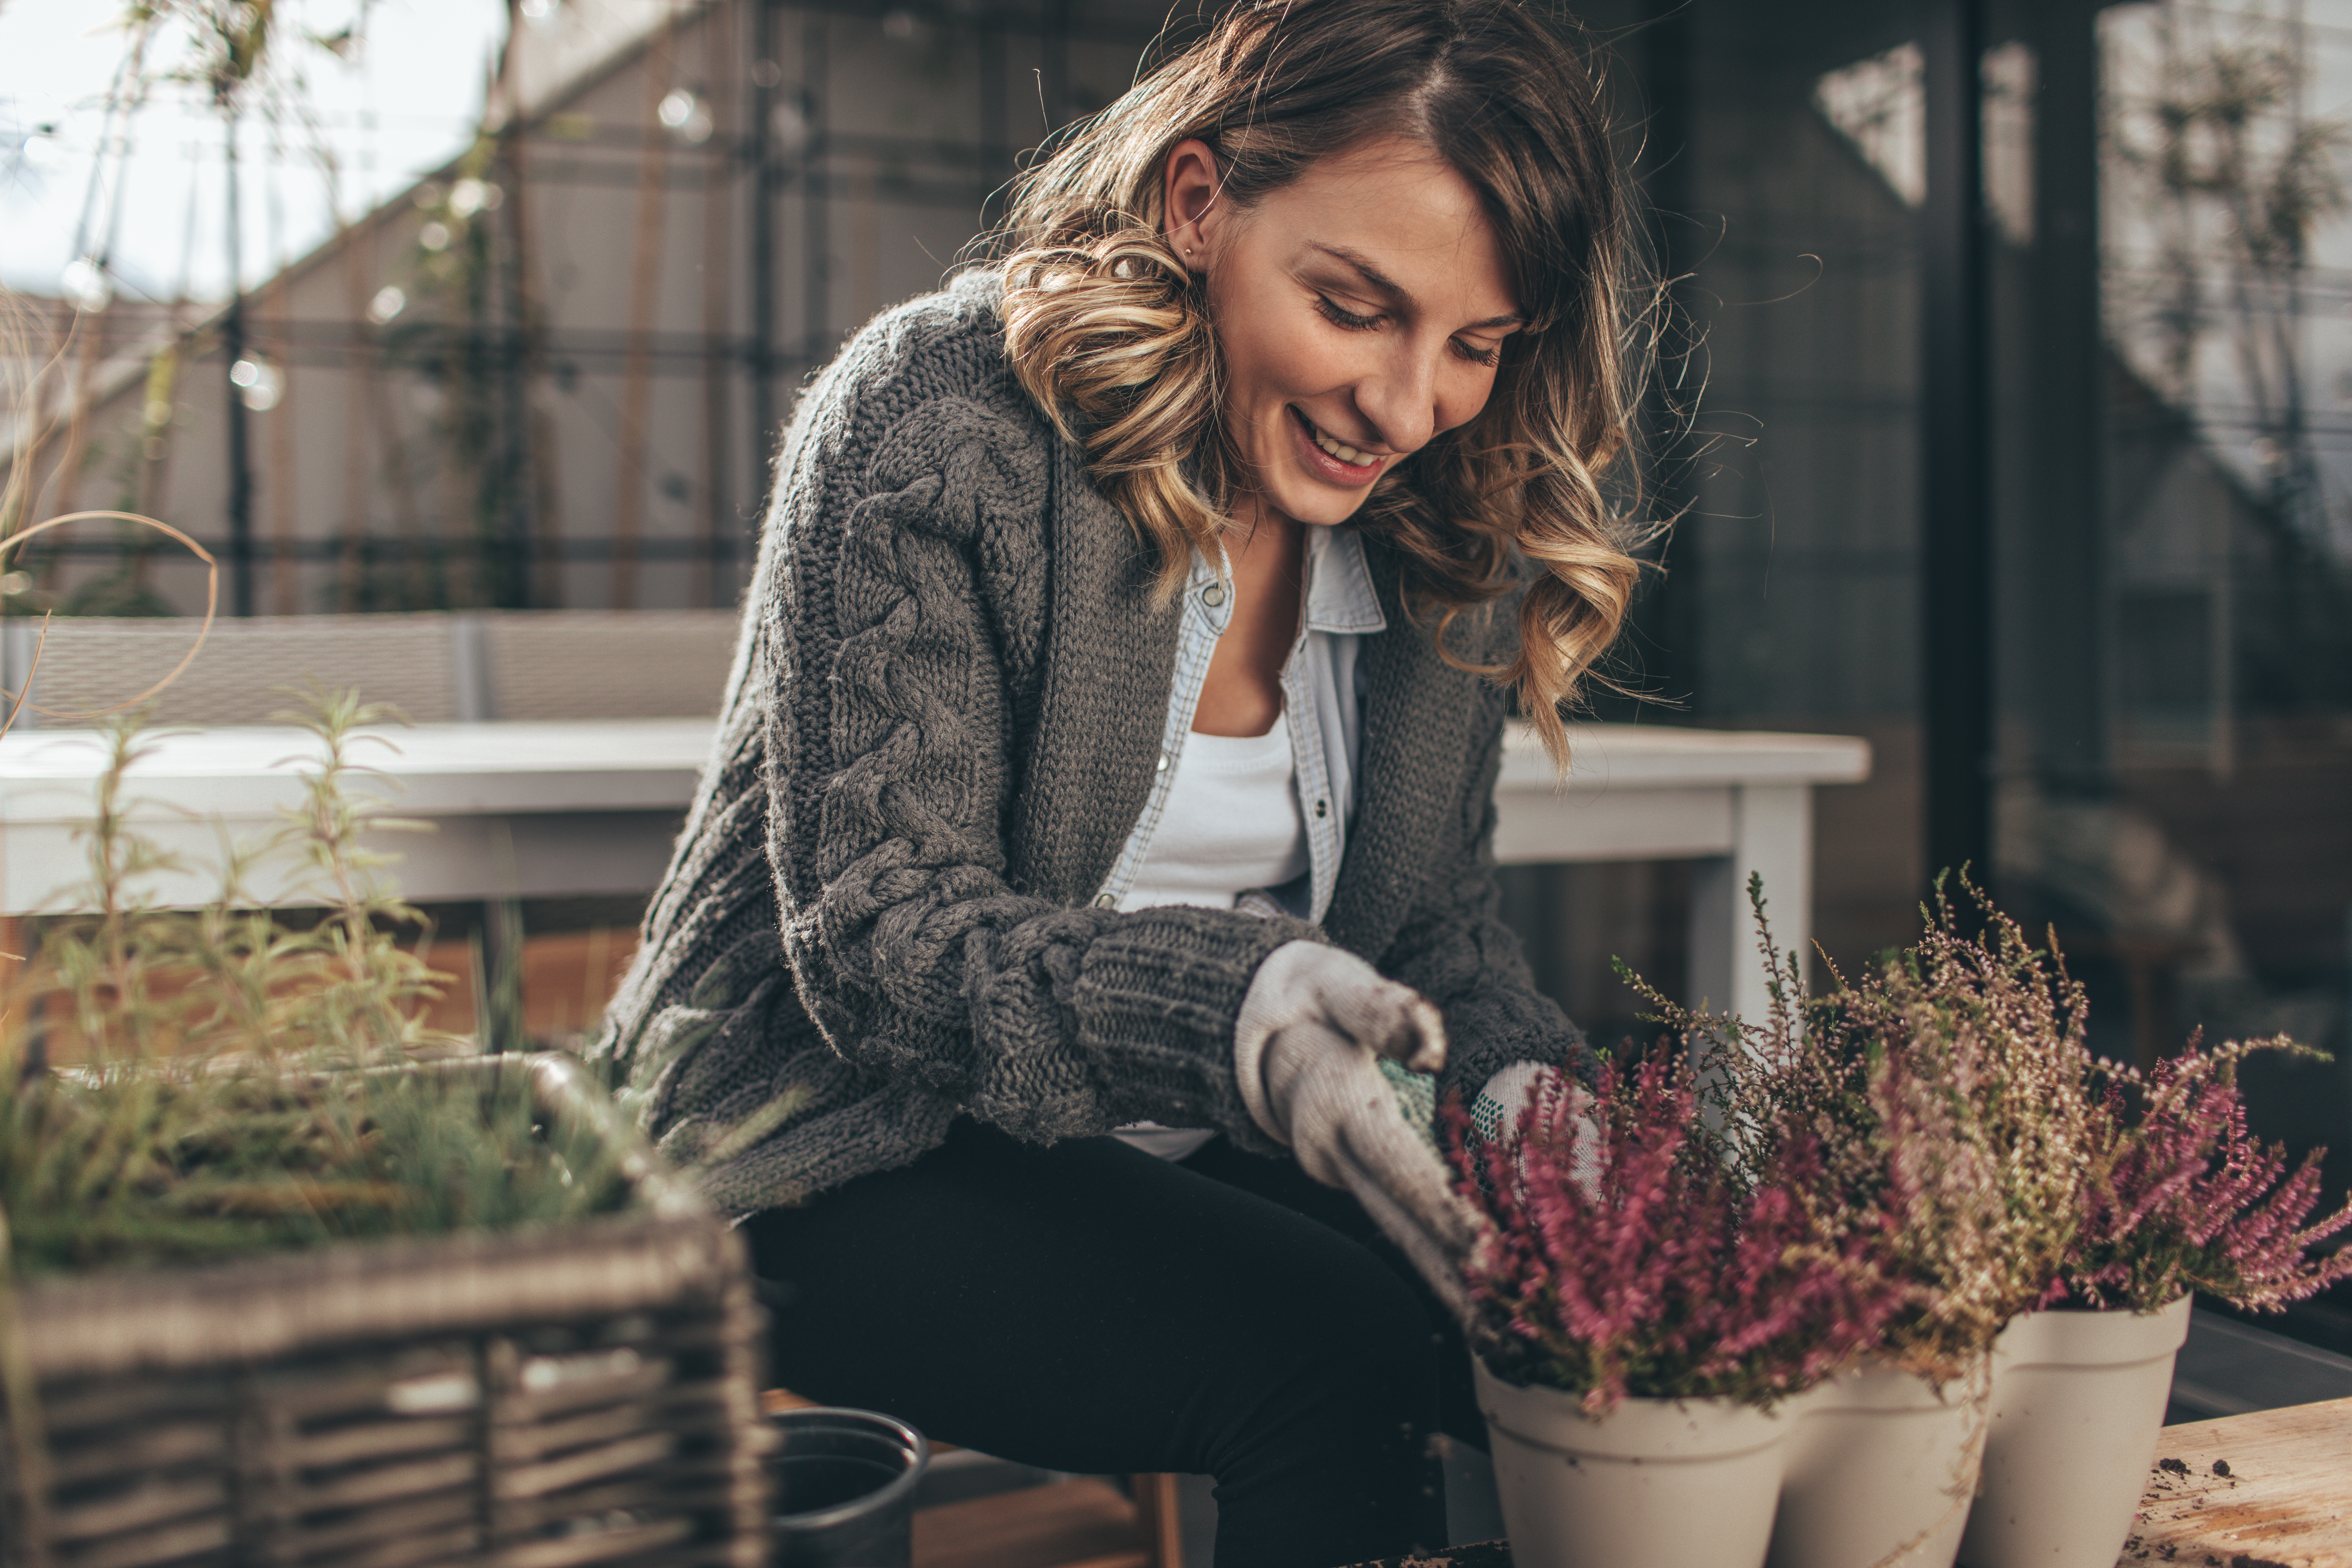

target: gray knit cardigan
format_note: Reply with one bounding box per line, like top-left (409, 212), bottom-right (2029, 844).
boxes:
top-left (592, 272), bottom-right (1585, 1214)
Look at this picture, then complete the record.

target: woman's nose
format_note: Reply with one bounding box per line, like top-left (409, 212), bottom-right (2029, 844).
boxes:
top-left (1353, 341), bottom-right (1442, 455)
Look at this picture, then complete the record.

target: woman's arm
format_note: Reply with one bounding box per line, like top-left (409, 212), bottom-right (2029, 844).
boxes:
top-left (1371, 704), bottom-right (1596, 1110)
top-left (766, 392), bottom-right (1311, 1149)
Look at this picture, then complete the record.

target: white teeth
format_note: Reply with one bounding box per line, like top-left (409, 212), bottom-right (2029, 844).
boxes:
top-left (1308, 421), bottom-right (1376, 467)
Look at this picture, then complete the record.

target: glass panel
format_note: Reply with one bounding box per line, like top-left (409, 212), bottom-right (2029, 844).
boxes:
top-left (2096, 0), bottom-right (2352, 1283)
top-left (1981, 0), bottom-right (2352, 1346)
top-left (1536, 3), bottom-right (2350, 1352)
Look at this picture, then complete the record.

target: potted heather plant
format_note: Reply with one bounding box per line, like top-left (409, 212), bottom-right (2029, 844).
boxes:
top-left (1449, 1045), bottom-right (1907, 1568)
top-left (1461, 873), bottom-right (2352, 1568)
top-left (1961, 1030), bottom-right (2352, 1568)
top-left (1628, 881), bottom-right (2094, 1568)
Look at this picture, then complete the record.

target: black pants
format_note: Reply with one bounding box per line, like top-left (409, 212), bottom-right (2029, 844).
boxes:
top-left (741, 1119), bottom-right (1483, 1568)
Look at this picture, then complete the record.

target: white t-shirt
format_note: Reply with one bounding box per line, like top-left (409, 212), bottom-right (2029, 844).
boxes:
top-left (1115, 723), bottom-right (1309, 915)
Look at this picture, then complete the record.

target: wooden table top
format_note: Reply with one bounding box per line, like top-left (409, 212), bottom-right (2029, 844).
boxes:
top-left (1340, 1396), bottom-right (2352, 1568)
top-left (1342, 1547), bottom-right (1512, 1568)
top-left (2121, 1395), bottom-right (2352, 1566)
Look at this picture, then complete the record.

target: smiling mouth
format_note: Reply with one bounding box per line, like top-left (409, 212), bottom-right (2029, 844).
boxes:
top-left (1291, 406), bottom-right (1384, 469)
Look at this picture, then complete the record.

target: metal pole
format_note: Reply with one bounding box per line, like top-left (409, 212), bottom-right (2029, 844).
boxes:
top-left (1636, 0), bottom-right (1699, 713)
top-left (698, 2), bottom-right (735, 607)
top-left (496, 0), bottom-right (537, 610)
top-left (802, 10), bottom-right (829, 368)
top-left (979, 19), bottom-right (1007, 232)
top-left (1921, 0), bottom-right (1991, 890)
top-left (749, 0), bottom-right (779, 515)
top-left (2021, 2), bottom-right (2108, 796)
top-left (223, 108), bottom-right (255, 617)
top-left (1042, 0), bottom-right (1070, 135)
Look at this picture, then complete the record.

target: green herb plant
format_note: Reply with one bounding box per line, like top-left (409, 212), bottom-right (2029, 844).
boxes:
top-left (0, 687), bottom-right (634, 1281)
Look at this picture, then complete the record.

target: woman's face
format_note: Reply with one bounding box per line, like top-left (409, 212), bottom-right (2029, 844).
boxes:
top-left (1166, 134), bottom-right (1523, 529)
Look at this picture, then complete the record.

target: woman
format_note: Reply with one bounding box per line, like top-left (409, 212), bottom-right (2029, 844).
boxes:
top-left (597, 1), bottom-right (1643, 1560)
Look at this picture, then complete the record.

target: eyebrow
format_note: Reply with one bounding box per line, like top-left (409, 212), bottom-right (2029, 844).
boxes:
top-left (1307, 241), bottom-right (1524, 331)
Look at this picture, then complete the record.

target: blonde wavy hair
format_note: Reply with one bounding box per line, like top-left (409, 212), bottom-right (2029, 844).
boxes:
top-left (994, 0), bottom-right (1653, 766)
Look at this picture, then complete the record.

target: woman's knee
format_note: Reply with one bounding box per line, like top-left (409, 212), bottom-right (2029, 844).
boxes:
top-left (1200, 1251), bottom-right (1448, 1564)
top-left (1216, 1242), bottom-right (1444, 1454)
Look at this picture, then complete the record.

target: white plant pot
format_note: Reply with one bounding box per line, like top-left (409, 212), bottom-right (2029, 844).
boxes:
top-left (1956, 1294), bottom-right (2193, 1568)
top-left (1474, 1356), bottom-right (1794, 1568)
top-left (1770, 1360), bottom-right (1990, 1568)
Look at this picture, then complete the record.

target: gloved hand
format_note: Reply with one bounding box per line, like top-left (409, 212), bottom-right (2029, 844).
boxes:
top-left (1233, 941), bottom-right (1478, 1317)
top-left (1470, 1061), bottom-right (1603, 1202)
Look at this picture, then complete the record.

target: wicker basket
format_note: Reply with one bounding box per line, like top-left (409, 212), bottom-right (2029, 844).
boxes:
top-left (0, 1054), bottom-right (772, 1568)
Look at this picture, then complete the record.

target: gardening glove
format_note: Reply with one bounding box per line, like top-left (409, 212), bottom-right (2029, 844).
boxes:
top-left (1233, 941), bottom-right (1478, 1317)
top-left (1470, 1061), bottom-right (1602, 1201)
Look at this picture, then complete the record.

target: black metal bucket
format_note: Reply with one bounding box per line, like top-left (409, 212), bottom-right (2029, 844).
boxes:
top-left (769, 1406), bottom-right (931, 1568)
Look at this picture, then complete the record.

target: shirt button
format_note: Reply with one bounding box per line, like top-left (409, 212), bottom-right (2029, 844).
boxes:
top-left (1315, 799), bottom-right (1329, 819)
top-left (1156, 753), bottom-right (1170, 772)
top-left (1094, 892), bottom-right (1119, 909)
top-left (1202, 583), bottom-right (1227, 607)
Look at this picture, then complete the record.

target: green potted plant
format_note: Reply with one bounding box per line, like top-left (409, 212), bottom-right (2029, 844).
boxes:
top-left (0, 695), bottom-right (773, 1568)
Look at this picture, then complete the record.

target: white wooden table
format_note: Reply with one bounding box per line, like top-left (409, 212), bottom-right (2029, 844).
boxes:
top-left (0, 720), bottom-right (1868, 1021)
top-left (1497, 724), bottom-right (1869, 1019)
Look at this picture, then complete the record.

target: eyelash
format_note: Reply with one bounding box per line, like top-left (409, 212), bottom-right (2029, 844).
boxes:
top-left (1313, 294), bottom-right (1500, 368)
top-left (1313, 294), bottom-right (1380, 332)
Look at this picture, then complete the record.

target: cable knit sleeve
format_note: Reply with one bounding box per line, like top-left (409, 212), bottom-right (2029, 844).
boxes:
top-left (1373, 693), bottom-right (1597, 1111)
top-left (764, 394), bottom-right (1308, 1152)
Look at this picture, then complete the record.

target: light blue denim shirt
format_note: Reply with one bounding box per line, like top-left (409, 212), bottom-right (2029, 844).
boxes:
top-left (1091, 524), bottom-right (1388, 925)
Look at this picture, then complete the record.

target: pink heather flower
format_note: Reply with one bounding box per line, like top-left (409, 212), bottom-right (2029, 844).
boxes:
top-left (1483, 874), bottom-right (2352, 1417)
top-left (2067, 1034), bottom-right (2352, 1313)
top-left (1450, 1049), bottom-right (1911, 1416)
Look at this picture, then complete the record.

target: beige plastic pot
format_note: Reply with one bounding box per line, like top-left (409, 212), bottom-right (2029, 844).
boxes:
top-left (1957, 1294), bottom-right (2192, 1568)
top-left (1770, 1360), bottom-right (1990, 1568)
top-left (1474, 1356), bottom-right (1794, 1568)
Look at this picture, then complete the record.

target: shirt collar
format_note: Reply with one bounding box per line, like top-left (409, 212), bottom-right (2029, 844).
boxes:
top-left (1190, 525), bottom-right (1388, 637)
top-left (1304, 526), bottom-right (1388, 635)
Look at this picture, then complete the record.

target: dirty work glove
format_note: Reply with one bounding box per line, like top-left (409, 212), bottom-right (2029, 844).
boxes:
top-left (1233, 941), bottom-right (1478, 1318)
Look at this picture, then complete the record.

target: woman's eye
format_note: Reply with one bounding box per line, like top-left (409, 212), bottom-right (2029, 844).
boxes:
top-left (1314, 294), bottom-right (1381, 331)
top-left (1453, 338), bottom-right (1501, 368)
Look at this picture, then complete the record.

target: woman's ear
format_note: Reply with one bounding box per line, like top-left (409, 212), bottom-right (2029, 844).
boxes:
top-left (1162, 138), bottom-right (1221, 270)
